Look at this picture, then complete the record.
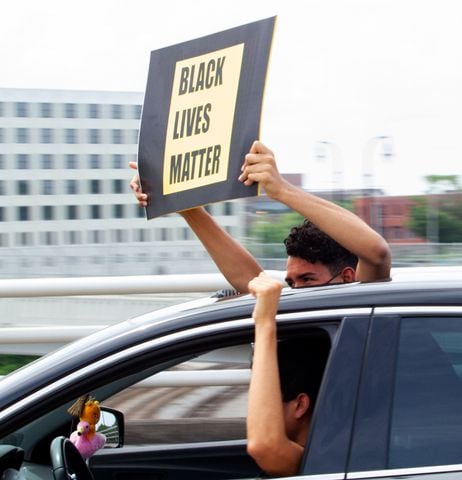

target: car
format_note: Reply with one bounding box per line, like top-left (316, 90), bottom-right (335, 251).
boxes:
top-left (1, 266), bottom-right (462, 480)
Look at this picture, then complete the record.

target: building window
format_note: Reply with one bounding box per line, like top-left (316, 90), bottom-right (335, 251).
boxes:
top-left (89, 230), bottom-right (104, 243)
top-left (113, 179), bottom-right (123, 193)
top-left (18, 206), bottom-right (30, 221)
top-left (42, 205), bottom-right (54, 220)
top-left (112, 129), bottom-right (123, 144)
top-left (90, 154), bottom-right (101, 169)
top-left (132, 130), bottom-right (139, 144)
top-left (224, 202), bottom-right (233, 215)
top-left (17, 154), bottom-right (29, 169)
top-left (113, 204), bottom-right (124, 218)
top-left (67, 231), bottom-right (81, 245)
top-left (136, 229), bottom-right (150, 242)
top-left (15, 102), bottom-right (28, 117)
top-left (0, 128), bottom-right (3, 143)
top-left (90, 179), bottom-right (101, 194)
top-left (112, 104), bottom-right (123, 119)
top-left (0, 154), bottom-right (3, 169)
top-left (91, 205), bottom-right (101, 219)
top-left (42, 179), bottom-right (53, 195)
top-left (41, 154), bottom-right (53, 169)
top-left (112, 154), bottom-right (123, 169)
top-left (41, 231), bottom-right (57, 245)
top-left (17, 180), bottom-right (30, 195)
top-left (16, 128), bottom-right (29, 143)
top-left (0, 207), bottom-right (4, 222)
top-left (66, 154), bottom-right (77, 169)
top-left (88, 104), bottom-right (99, 119)
top-left (66, 180), bottom-right (78, 195)
top-left (0, 102), bottom-right (4, 117)
top-left (40, 103), bottom-right (53, 118)
top-left (112, 229), bottom-right (127, 243)
top-left (88, 129), bottom-right (100, 144)
top-left (67, 205), bottom-right (79, 220)
top-left (0, 180), bottom-right (4, 195)
top-left (136, 205), bottom-right (145, 218)
top-left (65, 128), bottom-right (77, 144)
top-left (18, 232), bottom-right (32, 246)
top-left (133, 104), bottom-right (142, 119)
top-left (65, 103), bottom-right (77, 118)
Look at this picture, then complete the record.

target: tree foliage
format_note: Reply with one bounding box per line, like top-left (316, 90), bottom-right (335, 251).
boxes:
top-left (425, 175), bottom-right (461, 192)
top-left (408, 196), bottom-right (462, 242)
top-left (249, 211), bottom-right (305, 244)
top-left (247, 211), bottom-right (305, 259)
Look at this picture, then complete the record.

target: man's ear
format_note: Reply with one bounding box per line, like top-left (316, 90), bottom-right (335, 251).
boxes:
top-left (340, 267), bottom-right (356, 283)
top-left (294, 393), bottom-right (310, 419)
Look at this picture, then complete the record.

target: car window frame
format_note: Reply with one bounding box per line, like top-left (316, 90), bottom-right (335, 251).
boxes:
top-left (302, 311), bottom-right (372, 477)
top-left (347, 306), bottom-right (462, 480)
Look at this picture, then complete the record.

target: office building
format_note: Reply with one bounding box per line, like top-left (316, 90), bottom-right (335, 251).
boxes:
top-left (0, 88), bottom-right (243, 278)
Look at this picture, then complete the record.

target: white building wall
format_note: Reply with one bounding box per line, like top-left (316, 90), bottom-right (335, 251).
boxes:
top-left (0, 88), bottom-right (245, 278)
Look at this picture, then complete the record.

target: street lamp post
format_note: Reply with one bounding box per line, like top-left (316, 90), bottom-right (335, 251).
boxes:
top-left (314, 141), bottom-right (343, 201)
top-left (362, 135), bottom-right (394, 234)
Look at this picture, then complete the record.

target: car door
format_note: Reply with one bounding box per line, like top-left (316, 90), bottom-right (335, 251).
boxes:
top-left (346, 306), bottom-right (462, 480)
top-left (90, 308), bottom-right (370, 480)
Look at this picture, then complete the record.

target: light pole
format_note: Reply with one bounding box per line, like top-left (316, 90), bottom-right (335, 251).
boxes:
top-left (313, 141), bottom-right (343, 200)
top-left (362, 135), bottom-right (394, 234)
top-left (425, 186), bottom-right (439, 259)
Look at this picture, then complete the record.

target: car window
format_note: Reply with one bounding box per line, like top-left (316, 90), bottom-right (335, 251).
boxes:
top-left (103, 328), bottom-right (332, 446)
top-left (104, 344), bottom-right (252, 445)
top-left (389, 316), bottom-right (462, 468)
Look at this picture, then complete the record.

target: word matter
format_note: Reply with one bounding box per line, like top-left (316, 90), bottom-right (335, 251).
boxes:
top-left (169, 145), bottom-right (221, 184)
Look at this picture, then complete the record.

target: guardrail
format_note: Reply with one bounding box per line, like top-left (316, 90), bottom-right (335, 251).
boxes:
top-left (5, 266), bottom-right (452, 357)
top-left (0, 273), bottom-right (229, 298)
top-left (0, 271), bottom-right (286, 356)
top-left (0, 270), bottom-right (285, 297)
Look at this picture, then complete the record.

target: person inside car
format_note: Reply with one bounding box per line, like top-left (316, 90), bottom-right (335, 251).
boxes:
top-left (130, 140), bottom-right (391, 292)
top-left (247, 272), bottom-right (331, 476)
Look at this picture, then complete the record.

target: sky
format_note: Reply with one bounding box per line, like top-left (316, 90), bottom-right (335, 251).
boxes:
top-left (2, 0), bottom-right (462, 195)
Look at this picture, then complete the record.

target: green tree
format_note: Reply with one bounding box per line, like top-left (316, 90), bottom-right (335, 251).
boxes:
top-left (249, 211), bottom-right (304, 244)
top-left (425, 175), bottom-right (461, 192)
top-left (0, 354), bottom-right (38, 375)
top-left (408, 196), bottom-right (462, 242)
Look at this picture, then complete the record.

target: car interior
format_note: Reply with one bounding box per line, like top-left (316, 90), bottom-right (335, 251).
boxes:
top-left (0, 325), bottom-right (332, 480)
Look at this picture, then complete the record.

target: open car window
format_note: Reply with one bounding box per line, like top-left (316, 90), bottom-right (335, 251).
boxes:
top-left (104, 344), bottom-right (252, 445)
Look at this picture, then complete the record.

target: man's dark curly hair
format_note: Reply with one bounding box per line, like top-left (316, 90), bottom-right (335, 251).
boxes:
top-left (284, 219), bottom-right (358, 275)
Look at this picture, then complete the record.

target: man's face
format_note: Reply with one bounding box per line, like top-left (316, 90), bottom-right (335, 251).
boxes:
top-left (285, 256), bottom-right (340, 289)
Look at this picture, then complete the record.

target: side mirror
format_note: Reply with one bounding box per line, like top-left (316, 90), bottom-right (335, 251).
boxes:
top-left (96, 407), bottom-right (124, 448)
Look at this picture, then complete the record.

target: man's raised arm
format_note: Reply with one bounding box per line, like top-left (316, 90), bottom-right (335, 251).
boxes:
top-left (129, 162), bottom-right (262, 293)
top-left (239, 142), bottom-right (391, 282)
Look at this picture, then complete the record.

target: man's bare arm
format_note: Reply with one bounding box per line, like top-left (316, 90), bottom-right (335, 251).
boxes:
top-left (179, 208), bottom-right (262, 293)
top-left (129, 162), bottom-right (262, 293)
top-left (247, 273), bottom-right (304, 476)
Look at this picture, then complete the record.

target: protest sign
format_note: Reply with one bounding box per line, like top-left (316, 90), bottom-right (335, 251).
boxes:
top-left (138, 16), bottom-right (276, 218)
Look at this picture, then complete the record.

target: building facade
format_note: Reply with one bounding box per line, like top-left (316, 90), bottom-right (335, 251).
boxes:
top-left (0, 88), bottom-right (244, 278)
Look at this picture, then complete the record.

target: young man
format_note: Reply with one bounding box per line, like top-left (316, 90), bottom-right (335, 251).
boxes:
top-left (130, 140), bottom-right (391, 476)
top-left (247, 272), bottom-right (326, 476)
top-left (130, 140), bottom-right (391, 292)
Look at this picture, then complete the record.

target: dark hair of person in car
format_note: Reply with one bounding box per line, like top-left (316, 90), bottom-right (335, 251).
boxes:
top-left (284, 220), bottom-right (358, 276)
top-left (277, 335), bottom-right (330, 406)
